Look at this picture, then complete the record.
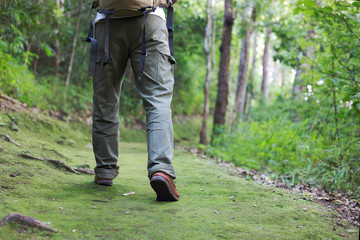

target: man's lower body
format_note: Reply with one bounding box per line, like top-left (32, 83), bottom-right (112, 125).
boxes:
top-left (91, 15), bottom-right (178, 200)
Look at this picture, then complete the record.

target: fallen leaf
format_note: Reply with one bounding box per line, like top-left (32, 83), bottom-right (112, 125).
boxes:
top-left (59, 207), bottom-right (64, 210)
top-left (92, 206), bottom-right (97, 209)
top-left (122, 191), bottom-right (135, 196)
top-left (214, 210), bottom-right (219, 214)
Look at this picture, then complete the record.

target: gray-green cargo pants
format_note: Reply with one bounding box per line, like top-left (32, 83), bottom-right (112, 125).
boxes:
top-left (92, 14), bottom-right (176, 180)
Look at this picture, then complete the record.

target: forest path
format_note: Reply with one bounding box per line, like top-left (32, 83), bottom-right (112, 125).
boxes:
top-left (0, 111), bottom-right (358, 239)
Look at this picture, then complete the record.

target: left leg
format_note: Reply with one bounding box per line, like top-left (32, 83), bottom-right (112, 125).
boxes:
top-left (129, 14), bottom-right (176, 179)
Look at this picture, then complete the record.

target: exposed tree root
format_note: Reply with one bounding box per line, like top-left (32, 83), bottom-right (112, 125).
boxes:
top-left (42, 148), bottom-right (67, 159)
top-left (1, 133), bottom-right (22, 146)
top-left (0, 213), bottom-right (58, 233)
top-left (0, 93), bottom-right (28, 111)
top-left (75, 167), bottom-right (95, 175)
top-left (20, 153), bottom-right (80, 175)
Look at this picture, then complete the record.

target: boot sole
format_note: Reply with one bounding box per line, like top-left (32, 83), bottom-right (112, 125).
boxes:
top-left (150, 176), bottom-right (179, 201)
top-left (94, 179), bottom-right (113, 186)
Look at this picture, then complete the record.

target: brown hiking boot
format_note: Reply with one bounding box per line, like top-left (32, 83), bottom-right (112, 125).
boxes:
top-left (150, 172), bottom-right (179, 201)
top-left (94, 176), bottom-right (113, 186)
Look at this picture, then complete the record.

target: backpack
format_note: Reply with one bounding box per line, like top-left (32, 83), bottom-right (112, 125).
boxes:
top-left (95, 0), bottom-right (173, 16)
top-left (84, 0), bottom-right (175, 79)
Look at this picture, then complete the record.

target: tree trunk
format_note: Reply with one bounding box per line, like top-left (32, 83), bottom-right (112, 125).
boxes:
top-left (280, 66), bottom-right (285, 87)
top-left (292, 31), bottom-right (314, 98)
top-left (211, 0), bottom-right (217, 77)
top-left (33, 45), bottom-right (41, 76)
top-left (331, 60), bottom-right (340, 145)
top-left (24, 39), bottom-right (33, 66)
top-left (245, 31), bottom-right (258, 116)
top-left (54, 40), bottom-right (61, 77)
top-left (200, 0), bottom-right (213, 145)
top-left (6, 0), bottom-right (12, 11)
top-left (65, 0), bottom-right (82, 95)
top-left (234, 8), bottom-right (256, 123)
top-left (261, 26), bottom-right (272, 99)
top-left (212, 0), bottom-right (234, 140)
top-left (54, 0), bottom-right (63, 77)
top-left (292, 52), bottom-right (303, 98)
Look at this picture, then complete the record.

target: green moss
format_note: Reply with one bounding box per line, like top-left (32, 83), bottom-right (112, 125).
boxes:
top-left (0, 111), bottom-right (358, 239)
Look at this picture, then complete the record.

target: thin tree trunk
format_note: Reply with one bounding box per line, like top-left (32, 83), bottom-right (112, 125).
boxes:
top-left (33, 45), bottom-right (41, 76)
top-left (292, 52), bottom-right (303, 99)
top-left (245, 31), bottom-right (258, 116)
top-left (226, 40), bottom-right (239, 129)
top-left (261, 26), bottom-right (272, 99)
top-left (54, 40), bottom-right (61, 77)
top-left (24, 39), bottom-right (33, 66)
top-left (331, 60), bottom-right (341, 145)
top-left (212, 0), bottom-right (234, 141)
top-left (200, 0), bottom-right (213, 145)
top-left (211, 0), bottom-right (217, 77)
top-left (280, 67), bottom-right (285, 87)
top-left (54, 0), bottom-right (62, 77)
top-left (65, 0), bottom-right (82, 96)
top-left (6, 0), bottom-right (12, 11)
top-left (234, 8), bottom-right (256, 123)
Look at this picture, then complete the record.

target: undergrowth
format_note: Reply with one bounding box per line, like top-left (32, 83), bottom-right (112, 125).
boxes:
top-left (207, 98), bottom-right (360, 196)
top-left (0, 50), bottom-right (92, 115)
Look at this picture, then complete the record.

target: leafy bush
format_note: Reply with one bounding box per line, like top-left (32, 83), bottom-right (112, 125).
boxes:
top-left (0, 50), bottom-right (43, 106)
top-left (209, 106), bottom-right (360, 194)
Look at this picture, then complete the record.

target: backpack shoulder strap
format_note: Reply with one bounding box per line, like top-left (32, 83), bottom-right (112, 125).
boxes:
top-left (166, 1), bottom-right (174, 56)
top-left (83, 2), bottom-right (98, 76)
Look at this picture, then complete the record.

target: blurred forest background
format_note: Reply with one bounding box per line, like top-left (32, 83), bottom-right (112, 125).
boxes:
top-left (0, 0), bottom-right (359, 195)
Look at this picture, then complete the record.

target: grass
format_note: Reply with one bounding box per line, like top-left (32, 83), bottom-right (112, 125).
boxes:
top-left (0, 111), bottom-right (358, 239)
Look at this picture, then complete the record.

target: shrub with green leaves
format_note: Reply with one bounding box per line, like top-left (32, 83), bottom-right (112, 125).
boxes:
top-left (209, 113), bottom-right (360, 194)
top-left (0, 50), bottom-right (42, 106)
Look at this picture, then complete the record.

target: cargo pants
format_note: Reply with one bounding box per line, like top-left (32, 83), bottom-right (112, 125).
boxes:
top-left (92, 14), bottom-right (176, 180)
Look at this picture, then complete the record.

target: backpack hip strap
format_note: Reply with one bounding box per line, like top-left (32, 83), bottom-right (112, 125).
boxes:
top-left (166, 1), bottom-right (174, 56)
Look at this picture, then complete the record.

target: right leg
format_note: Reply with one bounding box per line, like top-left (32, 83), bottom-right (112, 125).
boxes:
top-left (92, 19), bottom-right (129, 180)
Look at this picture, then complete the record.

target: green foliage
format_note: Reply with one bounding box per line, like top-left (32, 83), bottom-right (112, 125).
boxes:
top-left (210, 97), bottom-right (360, 194)
top-left (205, 0), bottom-right (360, 195)
top-left (0, 49), bottom-right (92, 113)
top-left (172, 0), bottom-right (208, 115)
top-left (0, 51), bottom-right (41, 105)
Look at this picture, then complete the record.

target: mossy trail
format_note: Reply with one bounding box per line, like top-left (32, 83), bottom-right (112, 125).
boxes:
top-left (0, 111), bottom-right (358, 239)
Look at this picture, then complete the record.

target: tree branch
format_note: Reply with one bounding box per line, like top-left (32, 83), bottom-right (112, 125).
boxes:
top-left (341, 16), bottom-right (360, 41)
